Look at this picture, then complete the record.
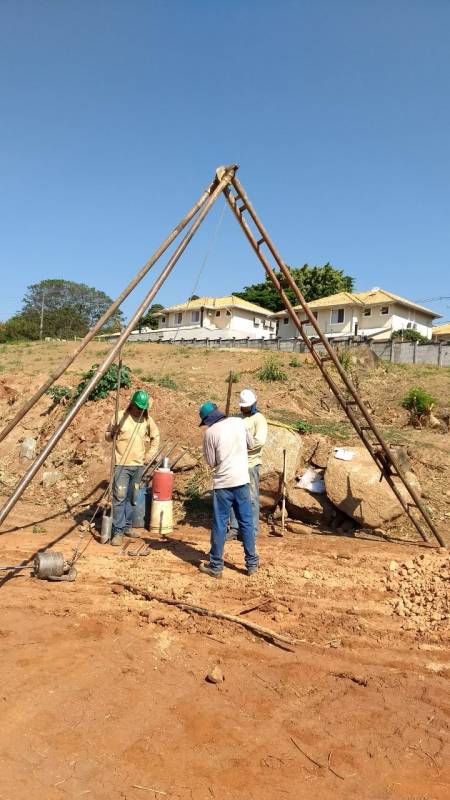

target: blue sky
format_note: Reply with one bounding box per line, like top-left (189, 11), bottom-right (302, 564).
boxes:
top-left (1, 0), bottom-right (449, 323)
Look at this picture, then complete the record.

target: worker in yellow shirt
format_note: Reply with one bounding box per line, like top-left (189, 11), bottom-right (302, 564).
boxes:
top-left (228, 389), bottom-right (268, 540)
top-left (105, 389), bottom-right (160, 546)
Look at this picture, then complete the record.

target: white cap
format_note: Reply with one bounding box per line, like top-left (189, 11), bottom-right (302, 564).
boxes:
top-left (239, 389), bottom-right (257, 408)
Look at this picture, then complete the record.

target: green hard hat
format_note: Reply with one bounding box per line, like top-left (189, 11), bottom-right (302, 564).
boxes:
top-left (131, 389), bottom-right (149, 410)
top-left (199, 401), bottom-right (217, 425)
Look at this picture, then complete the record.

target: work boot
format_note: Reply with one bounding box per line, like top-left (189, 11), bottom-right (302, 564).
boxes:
top-left (111, 534), bottom-right (124, 547)
top-left (199, 563), bottom-right (222, 579)
top-left (246, 566), bottom-right (258, 576)
top-left (124, 528), bottom-right (140, 539)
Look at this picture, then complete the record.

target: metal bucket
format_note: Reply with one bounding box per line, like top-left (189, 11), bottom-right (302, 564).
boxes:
top-left (34, 551), bottom-right (65, 579)
top-left (132, 486), bottom-right (151, 529)
top-left (100, 513), bottom-right (113, 544)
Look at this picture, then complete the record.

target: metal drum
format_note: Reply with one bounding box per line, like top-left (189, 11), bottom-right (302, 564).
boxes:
top-left (34, 551), bottom-right (65, 579)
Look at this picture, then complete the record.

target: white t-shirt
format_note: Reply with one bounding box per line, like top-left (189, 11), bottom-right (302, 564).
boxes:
top-left (203, 417), bottom-right (254, 489)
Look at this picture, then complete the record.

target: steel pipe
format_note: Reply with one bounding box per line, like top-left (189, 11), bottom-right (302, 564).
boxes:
top-left (0, 177), bottom-right (220, 444)
top-left (0, 166), bottom-right (237, 527)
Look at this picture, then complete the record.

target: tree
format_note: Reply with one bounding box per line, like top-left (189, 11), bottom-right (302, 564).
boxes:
top-left (234, 263), bottom-right (354, 312)
top-left (17, 279), bottom-right (123, 339)
top-left (137, 303), bottom-right (164, 331)
top-left (392, 328), bottom-right (428, 344)
top-left (0, 314), bottom-right (40, 343)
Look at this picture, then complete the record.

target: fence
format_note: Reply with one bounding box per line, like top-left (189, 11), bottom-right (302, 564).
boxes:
top-left (110, 331), bottom-right (450, 367)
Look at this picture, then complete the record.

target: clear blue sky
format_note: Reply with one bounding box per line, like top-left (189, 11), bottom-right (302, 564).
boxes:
top-left (1, 0), bottom-right (449, 323)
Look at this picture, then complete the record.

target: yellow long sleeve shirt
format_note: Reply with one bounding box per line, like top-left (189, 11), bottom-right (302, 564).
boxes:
top-left (105, 410), bottom-right (160, 467)
top-left (241, 412), bottom-right (268, 469)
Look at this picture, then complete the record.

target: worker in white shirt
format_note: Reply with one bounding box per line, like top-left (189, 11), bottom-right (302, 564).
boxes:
top-left (198, 401), bottom-right (259, 578)
top-left (228, 389), bottom-right (268, 540)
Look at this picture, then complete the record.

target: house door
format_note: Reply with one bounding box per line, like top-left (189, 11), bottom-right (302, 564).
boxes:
top-left (354, 322), bottom-right (358, 335)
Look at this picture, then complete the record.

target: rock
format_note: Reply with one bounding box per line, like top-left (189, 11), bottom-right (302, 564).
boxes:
top-left (206, 665), bottom-right (224, 684)
top-left (259, 423), bottom-right (302, 510)
top-left (173, 452), bottom-right (198, 471)
top-left (20, 437), bottom-right (37, 461)
top-left (389, 560), bottom-right (399, 572)
top-left (111, 584), bottom-right (124, 595)
top-left (42, 470), bottom-right (62, 489)
top-left (324, 446), bottom-right (422, 528)
top-left (286, 485), bottom-right (336, 525)
top-left (310, 436), bottom-right (332, 469)
top-left (303, 569), bottom-right (313, 579)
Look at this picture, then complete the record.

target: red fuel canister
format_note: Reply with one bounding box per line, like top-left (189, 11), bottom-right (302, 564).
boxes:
top-left (152, 467), bottom-right (174, 501)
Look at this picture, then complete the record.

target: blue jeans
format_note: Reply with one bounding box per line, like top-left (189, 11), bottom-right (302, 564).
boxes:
top-left (112, 465), bottom-right (144, 535)
top-left (210, 484), bottom-right (259, 573)
top-left (229, 465), bottom-right (260, 536)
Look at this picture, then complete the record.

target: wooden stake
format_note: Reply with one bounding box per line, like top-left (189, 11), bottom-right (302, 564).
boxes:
top-left (225, 370), bottom-right (233, 416)
top-left (281, 448), bottom-right (287, 536)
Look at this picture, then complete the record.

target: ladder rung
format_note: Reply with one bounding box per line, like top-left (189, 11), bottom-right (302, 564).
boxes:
top-left (256, 237), bottom-right (265, 247)
top-left (320, 355), bottom-right (332, 363)
top-left (238, 203), bottom-right (247, 214)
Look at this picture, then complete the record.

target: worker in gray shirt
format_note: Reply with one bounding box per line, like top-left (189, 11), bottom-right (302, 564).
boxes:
top-left (198, 401), bottom-right (259, 579)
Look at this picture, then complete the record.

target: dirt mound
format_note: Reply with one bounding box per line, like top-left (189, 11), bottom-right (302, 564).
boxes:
top-left (383, 553), bottom-right (450, 634)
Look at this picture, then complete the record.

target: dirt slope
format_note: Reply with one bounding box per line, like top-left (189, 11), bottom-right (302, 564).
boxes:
top-left (0, 340), bottom-right (449, 799)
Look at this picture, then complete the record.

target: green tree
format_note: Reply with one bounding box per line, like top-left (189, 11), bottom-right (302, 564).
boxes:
top-left (0, 314), bottom-right (40, 342)
top-left (137, 303), bottom-right (164, 331)
top-left (234, 263), bottom-right (354, 312)
top-left (17, 279), bottom-right (123, 339)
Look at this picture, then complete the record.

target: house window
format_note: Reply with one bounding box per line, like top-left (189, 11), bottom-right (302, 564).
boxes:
top-left (363, 308), bottom-right (371, 317)
top-left (312, 311), bottom-right (318, 320)
top-left (283, 317), bottom-right (289, 325)
top-left (175, 312), bottom-right (182, 325)
top-left (191, 310), bottom-right (200, 323)
top-left (215, 310), bottom-right (221, 317)
top-left (331, 308), bottom-right (345, 324)
top-left (406, 322), bottom-right (412, 329)
top-left (380, 306), bottom-right (389, 315)
top-left (226, 310), bottom-right (231, 316)
top-left (161, 316), bottom-right (166, 323)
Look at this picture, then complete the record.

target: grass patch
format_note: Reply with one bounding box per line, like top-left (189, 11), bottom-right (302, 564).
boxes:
top-left (225, 371), bottom-right (240, 384)
top-left (257, 356), bottom-right (287, 382)
top-left (288, 356), bottom-right (301, 368)
top-left (158, 375), bottom-right (177, 390)
top-left (270, 408), bottom-right (352, 439)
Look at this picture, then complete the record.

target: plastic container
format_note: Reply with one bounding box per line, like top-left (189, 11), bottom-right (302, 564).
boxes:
top-left (152, 468), bottom-right (174, 501)
top-left (132, 486), bottom-right (151, 529)
top-left (150, 499), bottom-right (173, 535)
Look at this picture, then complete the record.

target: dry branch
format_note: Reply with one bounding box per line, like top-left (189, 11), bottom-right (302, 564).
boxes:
top-left (113, 581), bottom-right (296, 650)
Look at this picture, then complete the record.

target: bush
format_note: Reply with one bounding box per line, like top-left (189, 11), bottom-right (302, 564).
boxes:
top-left (257, 356), bottom-right (287, 382)
top-left (288, 356), bottom-right (301, 367)
top-left (293, 419), bottom-right (313, 434)
top-left (392, 329), bottom-right (428, 344)
top-left (401, 386), bottom-right (436, 425)
top-left (46, 385), bottom-right (73, 405)
top-left (74, 363), bottom-right (132, 401)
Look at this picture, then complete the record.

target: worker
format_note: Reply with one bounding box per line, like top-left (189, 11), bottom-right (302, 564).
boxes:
top-left (105, 389), bottom-right (160, 547)
top-left (198, 401), bottom-right (259, 578)
top-left (228, 388), bottom-right (268, 540)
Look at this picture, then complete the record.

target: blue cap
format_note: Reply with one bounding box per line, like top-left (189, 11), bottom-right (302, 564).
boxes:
top-left (199, 401), bottom-right (217, 426)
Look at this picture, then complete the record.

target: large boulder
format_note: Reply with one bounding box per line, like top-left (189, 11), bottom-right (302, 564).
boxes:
top-left (259, 422), bottom-right (302, 510)
top-left (286, 484), bottom-right (336, 526)
top-left (325, 446), bottom-right (422, 528)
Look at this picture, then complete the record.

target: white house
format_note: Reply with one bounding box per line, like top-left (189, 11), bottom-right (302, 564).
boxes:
top-left (149, 295), bottom-right (277, 340)
top-left (273, 289), bottom-right (440, 342)
top-left (432, 322), bottom-right (450, 341)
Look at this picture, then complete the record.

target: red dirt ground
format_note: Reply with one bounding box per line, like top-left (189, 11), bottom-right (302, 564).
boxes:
top-left (0, 498), bottom-right (449, 800)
